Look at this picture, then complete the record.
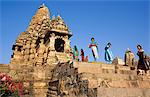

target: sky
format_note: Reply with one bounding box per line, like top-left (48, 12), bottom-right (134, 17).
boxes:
top-left (0, 0), bottom-right (149, 64)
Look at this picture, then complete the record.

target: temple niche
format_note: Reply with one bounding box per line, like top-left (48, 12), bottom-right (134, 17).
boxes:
top-left (55, 38), bottom-right (65, 52)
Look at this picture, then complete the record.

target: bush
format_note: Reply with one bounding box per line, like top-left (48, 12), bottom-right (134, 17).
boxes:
top-left (0, 72), bottom-right (24, 97)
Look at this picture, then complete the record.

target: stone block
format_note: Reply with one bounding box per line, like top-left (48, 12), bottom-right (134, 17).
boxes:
top-left (74, 62), bottom-right (101, 74)
top-left (109, 80), bottom-right (130, 88)
top-left (97, 88), bottom-right (150, 97)
top-left (138, 81), bottom-right (150, 88)
top-left (33, 88), bottom-right (48, 97)
top-left (102, 69), bottom-right (115, 74)
top-left (101, 64), bottom-right (115, 70)
top-left (129, 81), bottom-right (139, 88)
top-left (0, 64), bottom-right (9, 73)
top-left (33, 82), bottom-right (47, 88)
top-left (88, 79), bottom-right (98, 88)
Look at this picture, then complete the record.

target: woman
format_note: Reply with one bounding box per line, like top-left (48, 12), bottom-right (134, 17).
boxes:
top-left (89, 37), bottom-right (99, 61)
top-left (73, 45), bottom-right (79, 61)
top-left (105, 42), bottom-right (113, 63)
top-left (137, 45), bottom-right (149, 73)
top-left (80, 49), bottom-right (85, 62)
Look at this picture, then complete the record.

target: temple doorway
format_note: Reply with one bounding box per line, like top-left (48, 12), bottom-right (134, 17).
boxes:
top-left (55, 38), bottom-right (65, 52)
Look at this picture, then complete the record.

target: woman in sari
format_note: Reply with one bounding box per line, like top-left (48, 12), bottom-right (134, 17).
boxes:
top-left (73, 45), bottom-right (79, 61)
top-left (137, 45), bottom-right (149, 73)
top-left (89, 37), bottom-right (99, 62)
top-left (105, 42), bottom-right (113, 63)
top-left (80, 49), bottom-right (85, 62)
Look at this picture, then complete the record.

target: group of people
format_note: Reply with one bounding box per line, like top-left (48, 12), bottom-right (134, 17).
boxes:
top-left (72, 45), bottom-right (88, 62)
top-left (71, 37), bottom-right (113, 63)
top-left (71, 37), bottom-right (150, 74)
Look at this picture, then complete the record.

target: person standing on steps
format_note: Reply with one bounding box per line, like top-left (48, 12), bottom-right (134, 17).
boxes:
top-left (104, 42), bottom-right (113, 64)
top-left (89, 37), bottom-right (99, 62)
top-left (85, 56), bottom-right (88, 62)
top-left (73, 45), bottom-right (79, 61)
top-left (80, 49), bottom-right (85, 62)
top-left (137, 44), bottom-right (149, 74)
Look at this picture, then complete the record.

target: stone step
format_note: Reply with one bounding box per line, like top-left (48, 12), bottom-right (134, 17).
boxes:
top-left (82, 73), bottom-right (150, 81)
top-left (81, 73), bottom-right (137, 81)
top-left (83, 77), bottom-right (150, 89)
top-left (97, 87), bottom-right (150, 97)
top-left (74, 62), bottom-right (137, 75)
top-left (80, 73), bottom-right (150, 89)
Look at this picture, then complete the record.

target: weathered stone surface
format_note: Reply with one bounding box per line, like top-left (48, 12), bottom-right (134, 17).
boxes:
top-left (0, 64), bottom-right (9, 73)
top-left (98, 88), bottom-right (150, 97)
top-left (1, 3), bottom-right (150, 97)
top-left (112, 56), bottom-right (125, 65)
top-left (47, 62), bottom-right (97, 97)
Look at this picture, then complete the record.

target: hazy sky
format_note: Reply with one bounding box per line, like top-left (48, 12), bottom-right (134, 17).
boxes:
top-left (0, 0), bottom-right (149, 64)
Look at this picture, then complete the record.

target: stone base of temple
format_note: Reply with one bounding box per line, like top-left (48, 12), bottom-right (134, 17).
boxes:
top-left (1, 61), bottom-right (150, 97)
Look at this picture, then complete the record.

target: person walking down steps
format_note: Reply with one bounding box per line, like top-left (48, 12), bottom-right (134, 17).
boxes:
top-left (105, 42), bottom-right (113, 64)
top-left (89, 37), bottom-right (99, 62)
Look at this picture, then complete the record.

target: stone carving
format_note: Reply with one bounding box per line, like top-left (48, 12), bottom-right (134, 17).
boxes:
top-left (51, 15), bottom-right (70, 33)
top-left (49, 33), bottom-right (55, 51)
top-left (124, 48), bottom-right (135, 67)
top-left (27, 3), bottom-right (50, 34)
top-left (99, 79), bottom-right (111, 88)
top-left (13, 46), bottom-right (22, 61)
top-left (36, 39), bottom-right (46, 66)
top-left (112, 57), bottom-right (125, 65)
top-left (63, 35), bottom-right (71, 53)
top-left (29, 39), bottom-right (36, 61)
top-left (47, 62), bottom-right (97, 97)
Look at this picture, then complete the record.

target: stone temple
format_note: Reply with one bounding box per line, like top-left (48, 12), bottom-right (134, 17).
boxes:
top-left (0, 4), bottom-right (150, 97)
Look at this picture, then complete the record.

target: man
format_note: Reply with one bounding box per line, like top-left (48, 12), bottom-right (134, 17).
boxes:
top-left (89, 37), bottom-right (99, 61)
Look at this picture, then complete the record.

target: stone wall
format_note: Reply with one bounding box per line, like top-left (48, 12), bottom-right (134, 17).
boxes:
top-left (0, 64), bottom-right (9, 73)
top-left (0, 62), bottom-right (150, 97)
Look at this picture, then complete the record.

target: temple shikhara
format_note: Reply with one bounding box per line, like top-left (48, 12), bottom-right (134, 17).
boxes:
top-left (11, 4), bottom-right (72, 65)
top-left (0, 4), bottom-right (150, 97)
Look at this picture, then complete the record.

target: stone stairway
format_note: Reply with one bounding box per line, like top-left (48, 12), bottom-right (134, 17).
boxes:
top-left (73, 62), bottom-right (150, 97)
top-left (98, 88), bottom-right (150, 97)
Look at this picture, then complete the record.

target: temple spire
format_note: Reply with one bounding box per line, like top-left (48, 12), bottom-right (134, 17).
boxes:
top-left (39, 3), bottom-right (46, 8)
top-left (27, 3), bottom-right (50, 34)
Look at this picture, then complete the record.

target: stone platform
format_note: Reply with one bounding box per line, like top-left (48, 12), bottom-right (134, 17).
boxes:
top-left (74, 62), bottom-right (150, 97)
top-left (0, 62), bottom-right (150, 97)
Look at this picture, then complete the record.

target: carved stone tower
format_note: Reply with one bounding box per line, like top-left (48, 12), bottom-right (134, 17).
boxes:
top-left (9, 4), bottom-right (72, 97)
